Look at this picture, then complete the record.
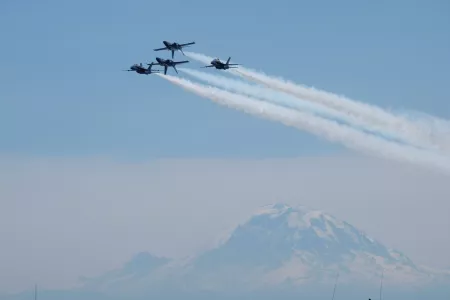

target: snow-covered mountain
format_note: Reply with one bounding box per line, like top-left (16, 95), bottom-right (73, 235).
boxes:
top-left (80, 203), bottom-right (448, 295)
top-left (5, 203), bottom-right (450, 300)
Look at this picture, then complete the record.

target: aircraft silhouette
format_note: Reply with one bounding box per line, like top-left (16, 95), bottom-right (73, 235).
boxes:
top-left (202, 57), bottom-right (240, 70)
top-left (123, 63), bottom-right (161, 75)
top-left (152, 57), bottom-right (189, 75)
top-left (153, 40), bottom-right (195, 59)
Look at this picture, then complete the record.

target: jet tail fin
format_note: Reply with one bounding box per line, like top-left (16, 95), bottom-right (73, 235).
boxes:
top-left (226, 57), bottom-right (231, 65)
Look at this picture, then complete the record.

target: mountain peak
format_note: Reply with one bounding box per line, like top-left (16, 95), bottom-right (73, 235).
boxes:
top-left (255, 202), bottom-right (293, 215)
top-left (255, 202), bottom-right (309, 215)
top-left (193, 202), bottom-right (424, 286)
top-left (247, 202), bottom-right (350, 242)
top-left (254, 202), bottom-right (344, 231)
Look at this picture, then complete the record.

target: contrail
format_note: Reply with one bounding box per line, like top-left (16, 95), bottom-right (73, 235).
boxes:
top-left (400, 110), bottom-right (450, 151)
top-left (179, 68), bottom-right (360, 122)
top-left (156, 73), bottom-right (450, 174)
top-left (178, 68), bottom-right (439, 150)
top-left (184, 51), bottom-right (450, 154)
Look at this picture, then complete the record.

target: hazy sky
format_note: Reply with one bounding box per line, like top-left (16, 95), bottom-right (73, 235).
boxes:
top-left (1, 0), bottom-right (449, 295)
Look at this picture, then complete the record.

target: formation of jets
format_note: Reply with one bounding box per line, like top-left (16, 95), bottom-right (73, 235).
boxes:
top-left (124, 40), bottom-right (240, 75)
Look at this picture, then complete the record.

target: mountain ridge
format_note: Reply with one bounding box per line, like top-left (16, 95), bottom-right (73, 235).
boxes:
top-left (79, 202), bottom-right (447, 293)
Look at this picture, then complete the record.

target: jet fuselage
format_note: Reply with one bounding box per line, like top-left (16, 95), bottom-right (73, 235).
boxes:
top-left (211, 60), bottom-right (227, 69)
top-left (163, 41), bottom-right (180, 50)
top-left (156, 57), bottom-right (175, 66)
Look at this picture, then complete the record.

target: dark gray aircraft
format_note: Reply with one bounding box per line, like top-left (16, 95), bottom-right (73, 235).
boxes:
top-left (123, 63), bottom-right (161, 75)
top-left (202, 57), bottom-right (240, 70)
top-left (152, 57), bottom-right (189, 75)
top-left (153, 40), bottom-right (195, 59)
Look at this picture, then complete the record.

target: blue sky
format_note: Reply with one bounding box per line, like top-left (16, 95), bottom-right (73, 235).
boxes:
top-left (1, 0), bottom-right (449, 160)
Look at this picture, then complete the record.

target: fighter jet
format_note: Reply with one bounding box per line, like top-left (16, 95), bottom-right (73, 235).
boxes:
top-left (123, 63), bottom-right (161, 75)
top-left (152, 57), bottom-right (189, 75)
top-left (202, 57), bottom-right (240, 70)
top-left (153, 41), bottom-right (195, 59)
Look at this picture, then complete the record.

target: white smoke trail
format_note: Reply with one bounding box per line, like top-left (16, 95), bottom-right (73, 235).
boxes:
top-left (399, 110), bottom-right (450, 151)
top-left (156, 73), bottom-right (450, 175)
top-left (178, 68), bottom-right (440, 151)
top-left (179, 68), bottom-right (355, 120)
top-left (184, 51), bottom-right (450, 154)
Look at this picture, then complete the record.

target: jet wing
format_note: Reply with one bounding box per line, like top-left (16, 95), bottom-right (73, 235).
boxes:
top-left (173, 60), bottom-right (189, 65)
top-left (180, 42), bottom-right (195, 47)
top-left (201, 65), bottom-right (214, 68)
top-left (154, 47), bottom-right (168, 51)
